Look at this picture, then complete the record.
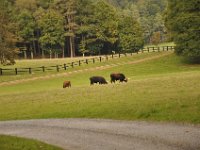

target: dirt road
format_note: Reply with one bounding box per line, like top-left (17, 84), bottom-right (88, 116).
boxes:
top-left (0, 119), bottom-right (199, 150)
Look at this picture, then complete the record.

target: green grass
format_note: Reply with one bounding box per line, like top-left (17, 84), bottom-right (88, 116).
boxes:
top-left (0, 52), bottom-right (200, 123)
top-left (0, 135), bottom-right (63, 150)
top-left (0, 52), bottom-right (164, 82)
top-left (144, 42), bottom-right (175, 48)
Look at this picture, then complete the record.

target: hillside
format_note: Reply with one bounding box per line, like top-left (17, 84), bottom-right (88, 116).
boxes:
top-left (0, 52), bottom-right (200, 123)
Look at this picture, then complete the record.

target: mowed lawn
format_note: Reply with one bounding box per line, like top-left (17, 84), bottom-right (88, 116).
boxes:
top-left (0, 52), bottom-right (200, 123)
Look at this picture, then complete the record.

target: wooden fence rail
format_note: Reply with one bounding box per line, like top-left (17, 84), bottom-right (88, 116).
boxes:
top-left (0, 46), bottom-right (174, 76)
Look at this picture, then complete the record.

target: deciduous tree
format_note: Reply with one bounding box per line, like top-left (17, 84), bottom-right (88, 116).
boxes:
top-left (0, 0), bottom-right (19, 65)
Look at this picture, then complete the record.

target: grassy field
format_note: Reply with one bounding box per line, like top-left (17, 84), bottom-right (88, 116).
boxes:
top-left (0, 135), bottom-right (63, 150)
top-left (0, 51), bottom-right (200, 123)
top-left (0, 52), bottom-right (164, 82)
top-left (144, 42), bottom-right (175, 48)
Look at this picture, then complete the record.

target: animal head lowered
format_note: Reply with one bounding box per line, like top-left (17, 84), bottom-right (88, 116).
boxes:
top-left (63, 81), bottom-right (71, 88)
top-left (124, 78), bottom-right (128, 82)
top-left (110, 73), bottom-right (128, 83)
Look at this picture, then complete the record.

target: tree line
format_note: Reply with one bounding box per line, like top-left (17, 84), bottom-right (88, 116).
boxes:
top-left (0, 0), bottom-right (169, 64)
top-left (0, 0), bottom-right (199, 65)
top-left (165, 0), bottom-right (200, 62)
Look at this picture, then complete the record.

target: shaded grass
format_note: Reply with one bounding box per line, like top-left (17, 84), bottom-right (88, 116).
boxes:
top-left (0, 135), bottom-right (63, 150)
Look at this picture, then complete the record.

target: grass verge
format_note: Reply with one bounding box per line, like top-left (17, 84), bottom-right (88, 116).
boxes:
top-left (0, 135), bottom-right (63, 150)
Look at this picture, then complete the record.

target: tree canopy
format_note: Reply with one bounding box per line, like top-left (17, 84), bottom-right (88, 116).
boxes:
top-left (0, 0), bottom-right (19, 65)
top-left (165, 0), bottom-right (200, 60)
top-left (0, 0), bottom-right (170, 64)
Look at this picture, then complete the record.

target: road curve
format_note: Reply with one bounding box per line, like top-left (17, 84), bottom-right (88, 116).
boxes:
top-left (0, 119), bottom-right (199, 150)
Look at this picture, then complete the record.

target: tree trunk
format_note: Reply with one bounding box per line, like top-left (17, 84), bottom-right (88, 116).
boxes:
top-left (69, 36), bottom-right (73, 58)
top-left (62, 47), bottom-right (65, 58)
top-left (31, 51), bottom-right (33, 59)
top-left (24, 51), bottom-right (27, 59)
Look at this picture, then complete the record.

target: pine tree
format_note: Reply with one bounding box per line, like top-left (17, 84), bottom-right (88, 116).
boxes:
top-left (54, 0), bottom-right (78, 57)
top-left (165, 0), bottom-right (200, 60)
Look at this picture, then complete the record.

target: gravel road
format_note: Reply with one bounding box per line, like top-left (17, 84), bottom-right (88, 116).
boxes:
top-left (0, 119), bottom-right (199, 150)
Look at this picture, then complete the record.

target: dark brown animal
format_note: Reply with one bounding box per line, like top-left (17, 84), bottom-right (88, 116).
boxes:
top-left (90, 76), bottom-right (108, 85)
top-left (63, 81), bottom-right (71, 88)
top-left (110, 73), bottom-right (128, 83)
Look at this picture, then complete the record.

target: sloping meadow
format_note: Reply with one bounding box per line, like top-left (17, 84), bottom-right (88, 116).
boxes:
top-left (0, 52), bottom-right (200, 123)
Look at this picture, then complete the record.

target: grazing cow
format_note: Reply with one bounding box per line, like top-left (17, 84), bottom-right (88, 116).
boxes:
top-left (63, 81), bottom-right (71, 88)
top-left (90, 76), bottom-right (108, 85)
top-left (110, 73), bottom-right (128, 83)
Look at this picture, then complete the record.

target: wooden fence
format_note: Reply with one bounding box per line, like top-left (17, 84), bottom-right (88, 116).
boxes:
top-left (0, 46), bottom-right (174, 75)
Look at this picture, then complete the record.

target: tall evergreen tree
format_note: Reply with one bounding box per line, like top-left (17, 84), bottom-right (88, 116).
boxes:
top-left (165, 0), bottom-right (200, 60)
top-left (54, 0), bottom-right (78, 57)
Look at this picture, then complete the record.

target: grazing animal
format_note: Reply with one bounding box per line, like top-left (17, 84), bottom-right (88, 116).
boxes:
top-left (63, 81), bottom-right (71, 88)
top-left (89, 76), bottom-right (108, 85)
top-left (110, 73), bottom-right (128, 83)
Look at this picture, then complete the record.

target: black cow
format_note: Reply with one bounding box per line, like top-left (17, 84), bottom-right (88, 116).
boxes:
top-left (110, 73), bottom-right (128, 83)
top-left (90, 76), bottom-right (108, 85)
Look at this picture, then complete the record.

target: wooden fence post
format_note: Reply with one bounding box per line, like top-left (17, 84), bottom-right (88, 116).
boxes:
top-left (29, 68), bottom-right (32, 74)
top-left (64, 64), bottom-right (67, 70)
top-left (93, 58), bottom-right (95, 63)
top-left (106, 55), bottom-right (108, 60)
top-left (86, 59), bottom-right (88, 64)
top-left (42, 66), bottom-right (45, 72)
top-left (148, 47), bottom-right (150, 52)
top-left (112, 54), bottom-right (113, 58)
top-left (56, 65), bottom-right (59, 72)
top-left (99, 57), bottom-right (102, 62)
top-left (71, 62), bottom-right (74, 68)
top-left (15, 68), bottom-right (18, 75)
top-left (118, 53), bottom-right (121, 58)
top-left (0, 68), bottom-right (2, 75)
top-left (78, 60), bottom-right (81, 66)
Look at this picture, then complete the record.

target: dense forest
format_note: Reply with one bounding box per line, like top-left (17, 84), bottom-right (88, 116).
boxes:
top-left (0, 0), bottom-right (168, 64)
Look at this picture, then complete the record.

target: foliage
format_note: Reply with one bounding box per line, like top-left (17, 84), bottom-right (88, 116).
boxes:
top-left (165, 0), bottom-right (200, 60)
top-left (0, 0), bottom-right (19, 65)
top-left (54, 0), bottom-right (78, 57)
top-left (118, 16), bottom-right (144, 53)
top-left (37, 8), bottom-right (65, 58)
top-left (0, 0), bottom-right (169, 60)
top-left (76, 1), bottom-right (120, 55)
top-left (151, 31), bottom-right (161, 45)
top-left (15, 10), bottom-right (35, 41)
